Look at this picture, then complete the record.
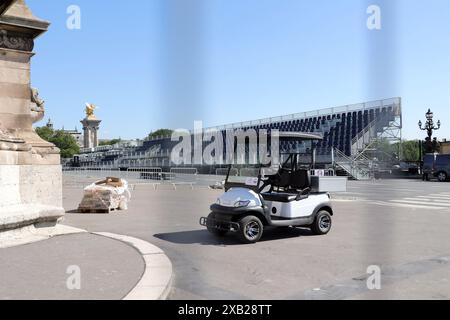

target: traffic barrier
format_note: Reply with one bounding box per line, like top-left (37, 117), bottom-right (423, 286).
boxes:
top-left (215, 168), bottom-right (239, 176)
top-left (170, 167), bottom-right (198, 176)
top-left (310, 169), bottom-right (335, 177)
top-left (127, 167), bottom-right (163, 180)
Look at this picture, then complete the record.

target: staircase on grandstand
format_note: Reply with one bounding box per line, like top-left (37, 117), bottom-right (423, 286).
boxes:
top-left (332, 98), bottom-right (402, 180)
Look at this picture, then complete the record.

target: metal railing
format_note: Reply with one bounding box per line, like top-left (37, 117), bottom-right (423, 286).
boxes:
top-left (351, 119), bottom-right (378, 156)
top-left (204, 97), bottom-right (401, 132)
top-left (334, 148), bottom-right (371, 180)
top-left (62, 167), bottom-right (121, 178)
top-left (215, 168), bottom-right (239, 176)
top-left (170, 167), bottom-right (198, 176)
top-left (126, 167), bottom-right (163, 180)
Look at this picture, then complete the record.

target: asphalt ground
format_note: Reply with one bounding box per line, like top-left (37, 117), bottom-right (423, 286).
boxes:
top-left (57, 175), bottom-right (450, 300)
top-left (0, 233), bottom-right (144, 300)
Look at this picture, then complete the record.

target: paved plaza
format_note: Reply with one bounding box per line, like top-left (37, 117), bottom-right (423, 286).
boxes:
top-left (0, 233), bottom-right (144, 300)
top-left (1, 0), bottom-right (450, 305)
top-left (1, 174), bottom-right (449, 299)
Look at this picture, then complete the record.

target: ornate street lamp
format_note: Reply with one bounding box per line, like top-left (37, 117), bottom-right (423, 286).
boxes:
top-left (418, 109), bottom-right (441, 153)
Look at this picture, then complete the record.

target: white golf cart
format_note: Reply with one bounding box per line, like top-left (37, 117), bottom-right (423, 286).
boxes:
top-left (200, 132), bottom-right (345, 244)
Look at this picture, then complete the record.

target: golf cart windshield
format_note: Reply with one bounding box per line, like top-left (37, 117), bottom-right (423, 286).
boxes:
top-left (224, 166), bottom-right (279, 192)
top-left (223, 132), bottom-right (323, 192)
top-left (279, 132), bottom-right (323, 169)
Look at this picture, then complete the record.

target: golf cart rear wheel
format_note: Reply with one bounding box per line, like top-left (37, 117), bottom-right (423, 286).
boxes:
top-left (437, 171), bottom-right (448, 182)
top-left (311, 211), bottom-right (332, 235)
top-left (206, 213), bottom-right (227, 237)
top-left (238, 215), bottom-right (263, 244)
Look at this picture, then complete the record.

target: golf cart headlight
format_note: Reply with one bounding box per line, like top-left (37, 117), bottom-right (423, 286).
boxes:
top-left (234, 200), bottom-right (250, 208)
top-left (216, 198), bottom-right (221, 205)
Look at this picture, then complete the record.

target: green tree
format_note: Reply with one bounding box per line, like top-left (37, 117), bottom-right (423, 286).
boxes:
top-left (371, 139), bottom-right (421, 162)
top-left (398, 140), bottom-right (421, 162)
top-left (148, 129), bottom-right (173, 140)
top-left (35, 127), bottom-right (80, 158)
top-left (99, 138), bottom-right (122, 146)
top-left (51, 130), bottom-right (80, 158)
top-left (35, 126), bottom-right (54, 141)
top-left (368, 138), bottom-right (397, 161)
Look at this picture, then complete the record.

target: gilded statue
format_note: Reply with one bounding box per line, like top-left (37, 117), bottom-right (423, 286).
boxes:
top-left (85, 103), bottom-right (97, 119)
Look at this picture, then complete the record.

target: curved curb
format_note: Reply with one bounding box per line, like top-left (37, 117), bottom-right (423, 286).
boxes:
top-left (93, 232), bottom-right (173, 300)
top-left (0, 224), bottom-right (87, 249)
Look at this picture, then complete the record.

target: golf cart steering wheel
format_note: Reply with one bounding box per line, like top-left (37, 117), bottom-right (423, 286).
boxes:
top-left (258, 171), bottom-right (282, 193)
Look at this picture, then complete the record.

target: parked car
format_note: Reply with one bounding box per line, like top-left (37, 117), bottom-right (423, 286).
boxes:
top-left (423, 154), bottom-right (450, 182)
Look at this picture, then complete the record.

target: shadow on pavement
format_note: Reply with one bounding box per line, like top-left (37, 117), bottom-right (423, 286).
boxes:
top-left (154, 227), bottom-right (315, 246)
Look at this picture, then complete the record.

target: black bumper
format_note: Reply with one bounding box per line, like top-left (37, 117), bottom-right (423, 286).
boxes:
top-left (201, 204), bottom-right (268, 232)
top-left (199, 216), bottom-right (240, 232)
top-left (210, 204), bottom-right (267, 216)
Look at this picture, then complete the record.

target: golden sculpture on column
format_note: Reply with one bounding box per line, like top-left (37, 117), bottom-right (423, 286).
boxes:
top-left (85, 103), bottom-right (98, 120)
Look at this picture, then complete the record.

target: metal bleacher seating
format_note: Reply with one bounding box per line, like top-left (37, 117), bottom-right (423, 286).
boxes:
top-left (75, 98), bottom-right (401, 171)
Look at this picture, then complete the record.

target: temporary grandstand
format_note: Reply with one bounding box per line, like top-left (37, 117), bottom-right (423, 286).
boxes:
top-left (70, 97), bottom-right (402, 180)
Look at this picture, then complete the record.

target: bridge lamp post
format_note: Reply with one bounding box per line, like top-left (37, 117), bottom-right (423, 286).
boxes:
top-left (418, 108), bottom-right (441, 155)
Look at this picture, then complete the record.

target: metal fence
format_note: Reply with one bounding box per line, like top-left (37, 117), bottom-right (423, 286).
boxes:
top-left (63, 167), bottom-right (201, 182)
top-left (126, 167), bottom-right (163, 180)
top-left (170, 167), bottom-right (198, 176)
top-left (62, 167), bottom-right (121, 177)
top-left (63, 167), bottom-right (337, 191)
top-left (215, 168), bottom-right (238, 176)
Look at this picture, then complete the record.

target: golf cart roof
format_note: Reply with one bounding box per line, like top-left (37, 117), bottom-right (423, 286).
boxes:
top-left (278, 132), bottom-right (323, 141)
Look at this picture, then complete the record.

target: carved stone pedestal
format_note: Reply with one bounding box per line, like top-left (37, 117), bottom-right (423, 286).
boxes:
top-left (0, 0), bottom-right (64, 234)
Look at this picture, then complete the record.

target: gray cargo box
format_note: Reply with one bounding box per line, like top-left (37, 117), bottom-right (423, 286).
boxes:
top-left (310, 176), bottom-right (348, 193)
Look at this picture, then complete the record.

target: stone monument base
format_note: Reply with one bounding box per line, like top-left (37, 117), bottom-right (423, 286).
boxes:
top-left (0, 0), bottom-right (64, 235)
top-left (0, 164), bottom-right (64, 232)
top-left (0, 221), bottom-right (84, 249)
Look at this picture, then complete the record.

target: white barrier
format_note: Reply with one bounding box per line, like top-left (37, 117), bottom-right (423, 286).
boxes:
top-left (63, 167), bottom-right (121, 178)
top-left (310, 169), bottom-right (335, 177)
top-left (215, 168), bottom-right (239, 176)
top-left (127, 167), bottom-right (163, 180)
top-left (170, 167), bottom-right (198, 176)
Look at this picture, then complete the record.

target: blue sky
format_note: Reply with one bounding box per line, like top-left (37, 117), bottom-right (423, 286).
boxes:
top-left (28, 0), bottom-right (450, 140)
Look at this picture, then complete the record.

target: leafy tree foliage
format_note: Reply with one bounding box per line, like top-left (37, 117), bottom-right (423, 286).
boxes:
top-left (99, 139), bottom-right (122, 146)
top-left (35, 127), bottom-right (80, 158)
top-left (371, 138), bottom-right (422, 162)
top-left (148, 129), bottom-right (173, 140)
top-left (35, 126), bottom-right (54, 141)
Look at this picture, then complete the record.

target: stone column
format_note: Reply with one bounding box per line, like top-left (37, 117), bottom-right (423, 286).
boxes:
top-left (0, 0), bottom-right (64, 234)
top-left (82, 125), bottom-right (89, 148)
top-left (93, 127), bottom-right (98, 148)
top-left (80, 118), bottom-right (101, 149)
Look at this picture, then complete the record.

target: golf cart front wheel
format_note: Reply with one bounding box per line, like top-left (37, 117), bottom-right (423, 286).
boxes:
top-left (238, 215), bottom-right (263, 244)
top-left (206, 213), bottom-right (228, 237)
top-left (311, 211), bottom-right (332, 235)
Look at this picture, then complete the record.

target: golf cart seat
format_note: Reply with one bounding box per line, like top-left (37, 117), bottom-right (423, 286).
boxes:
top-left (260, 192), bottom-right (299, 202)
top-left (261, 169), bottom-right (311, 203)
top-left (267, 168), bottom-right (291, 188)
